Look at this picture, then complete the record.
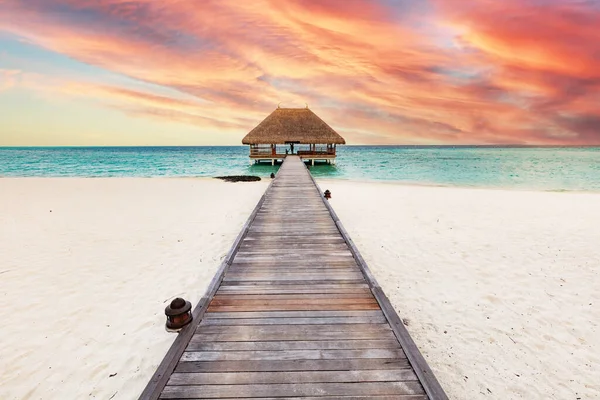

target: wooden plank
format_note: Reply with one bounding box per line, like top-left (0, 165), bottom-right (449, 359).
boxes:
top-left (227, 260), bottom-right (353, 265)
top-left (180, 348), bottom-right (406, 361)
top-left (227, 266), bottom-right (360, 272)
top-left (160, 397), bottom-right (427, 400)
top-left (215, 288), bottom-right (371, 295)
top-left (203, 310), bottom-right (384, 319)
top-left (220, 279), bottom-right (365, 286)
top-left (186, 339), bottom-right (401, 351)
top-left (196, 324), bottom-right (391, 335)
top-left (161, 396), bottom-right (426, 400)
top-left (242, 236), bottom-right (345, 243)
top-left (212, 293), bottom-right (374, 300)
top-left (217, 283), bottom-right (370, 291)
top-left (206, 303), bottom-right (381, 312)
top-left (238, 244), bottom-right (348, 250)
top-left (167, 369), bottom-right (418, 385)
top-left (194, 328), bottom-right (398, 342)
top-left (209, 298), bottom-right (377, 306)
top-left (223, 273), bottom-right (363, 281)
top-left (235, 251), bottom-right (352, 256)
top-left (222, 277), bottom-right (363, 283)
top-left (160, 381), bottom-right (425, 398)
top-left (230, 261), bottom-right (358, 267)
top-left (244, 233), bottom-right (342, 238)
top-left (217, 282), bottom-right (369, 288)
top-left (226, 268), bottom-right (360, 274)
top-left (198, 316), bottom-right (387, 325)
top-left (228, 263), bottom-right (359, 269)
top-left (175, 358), bottom-right (413, 373)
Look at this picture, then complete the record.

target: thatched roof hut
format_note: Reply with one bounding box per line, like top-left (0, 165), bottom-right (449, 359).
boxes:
top-left (242, 107), bottom-right (345, 165)
top-left (242, 108), bottom-right (345, 145)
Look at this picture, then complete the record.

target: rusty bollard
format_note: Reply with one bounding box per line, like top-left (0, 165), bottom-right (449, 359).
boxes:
top-left (324, 189), bottom-right (331, 199)
top-left (165, 297), bottom-right (192, 331)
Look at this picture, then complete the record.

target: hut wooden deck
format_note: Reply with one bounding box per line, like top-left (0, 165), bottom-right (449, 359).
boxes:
top-left (140, 156), bottom-right (447, 400)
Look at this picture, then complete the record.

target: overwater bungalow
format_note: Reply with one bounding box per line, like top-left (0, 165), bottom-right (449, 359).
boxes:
top-left (242, 106), bottom-right (346, 165)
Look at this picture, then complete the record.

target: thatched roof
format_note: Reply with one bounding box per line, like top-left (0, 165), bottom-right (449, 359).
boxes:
top-left (242, 108), bottom-right (346, 145)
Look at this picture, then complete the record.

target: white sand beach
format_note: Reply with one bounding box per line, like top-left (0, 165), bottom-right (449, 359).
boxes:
top-left (319, 180), bottom-right (600, 399)
top-left (1, 177), bottom-right (599, 399)
top-left (0, 178), bottom-right (268, 399)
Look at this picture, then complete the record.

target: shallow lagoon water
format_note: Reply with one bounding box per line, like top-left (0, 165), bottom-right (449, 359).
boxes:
top-left (0, 146), bottom-right (599, 191)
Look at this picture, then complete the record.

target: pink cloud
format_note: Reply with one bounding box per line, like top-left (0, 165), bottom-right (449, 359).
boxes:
top-left (0, 0), bottom-right (598, 144)
top-left (0, 69), bottom-right (21, 91)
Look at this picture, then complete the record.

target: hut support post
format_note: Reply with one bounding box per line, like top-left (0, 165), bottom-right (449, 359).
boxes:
top-left (271, 159), bottom-right (275, 166)
top-left (311, 159), bottom-right (315, 166)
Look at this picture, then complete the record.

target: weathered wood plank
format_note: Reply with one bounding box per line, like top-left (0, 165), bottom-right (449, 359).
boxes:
top-left (228, 263), bottom-right (359, 269)
top-left (238, 244), bottom-right (349, 251)
top-left (218, 282), bottom-right (368, 288)
top-left (206, 303), bottom-right (381, 312)
top-left (217, 283), bottom-right (370, 291)
top-left (180, 348), bottom-right (406, 361)
top-left (215, 288), bottom-right (371, 295)
top-left (223, 273), bottom-right (363, 281)
top-left (194, 328), bottom-right (398, 342)
top-left (186, 339), bottom-right (400, 351)
top-left (235, 251), bottom-right (352, 257)
top-left (212, 293), bottom-right (374, 300)
top-left (198, 316), bottom-right (387, 325)
top-left (220, 279), bottom-right (365, 286)
top-left (175, 358), bottom-right (413, 373)
top-left (196, 324), bottom-right (391, 335)
top-left (209, 298), bottom-right (377, 306)
top-left (203, 310), bottom-right (383, 319)
top-left (232, 255), bottom-right (354, 261)
top-left (222, 277), bottom-right (363, 283)
top-left (167, 369), bottom-right (418, 385)
top-left (230, 261), bottom-right (359, 268)
top-left (160, 397), bottom-right (427, 400)
top-left (242, 236), bottom-right (345, 243)
top-left (227, 266), bottom-right (360, 273)
top-left (160, 381), bottom-right (425, 398)
top-left (244, 233), bottom-right (342, 238)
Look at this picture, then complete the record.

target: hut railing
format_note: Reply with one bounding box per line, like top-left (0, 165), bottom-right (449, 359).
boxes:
top-left (297, 149), bottom-right (336, 156)
top-left (249, 145), bottom-right (337, 157)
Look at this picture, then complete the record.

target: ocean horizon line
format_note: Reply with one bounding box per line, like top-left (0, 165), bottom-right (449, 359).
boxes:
top-left (2, 144), bottom-right (600, 149)
top-left (1, 146), bottom-right (598, 191)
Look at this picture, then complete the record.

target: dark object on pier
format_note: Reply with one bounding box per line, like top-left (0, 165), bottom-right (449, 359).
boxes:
top-left (215, 175), bottom-right (261, 182)
top-left (165, 297), bottom-right (192, 331)
top-left (270, 172), bottom-right (275, 179)
top-left (324, 189), bottom-right (331, 199)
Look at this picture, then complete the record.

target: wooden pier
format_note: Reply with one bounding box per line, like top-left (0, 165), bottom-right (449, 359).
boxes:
top-left (140, 156), bottom-right (447, 399)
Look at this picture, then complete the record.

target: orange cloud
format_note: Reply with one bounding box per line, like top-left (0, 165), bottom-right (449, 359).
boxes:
top-left (0, 0), bottom-right (598, 144)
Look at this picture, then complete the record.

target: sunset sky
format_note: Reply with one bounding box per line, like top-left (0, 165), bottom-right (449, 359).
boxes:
top-left (1, 0), bottom-right (599, 146)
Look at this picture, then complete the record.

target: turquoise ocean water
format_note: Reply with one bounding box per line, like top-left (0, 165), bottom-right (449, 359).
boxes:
top-left (0, 146), bottom-right (599, 191)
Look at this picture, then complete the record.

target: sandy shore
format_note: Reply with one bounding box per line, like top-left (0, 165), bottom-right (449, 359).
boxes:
top-left (1, 178), bottom-right (599, 399)
top-left (318, 179), bottom-right (600, 399)
top-left (0, 178), bottom-right (268, 399)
